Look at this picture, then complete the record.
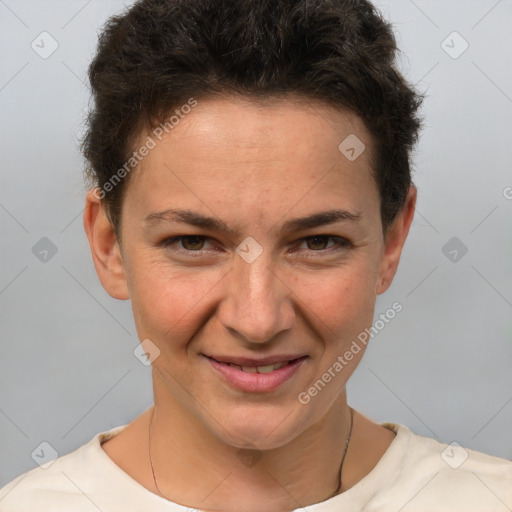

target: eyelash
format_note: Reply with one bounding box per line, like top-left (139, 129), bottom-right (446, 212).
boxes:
top-left (160, 235), bottom-right (351, 258)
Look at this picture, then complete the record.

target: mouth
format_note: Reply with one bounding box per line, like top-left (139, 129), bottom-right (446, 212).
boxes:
top-left (205, 355), bottom-right (307, 373)
top-left (203, 355), bottom-right (308, 392)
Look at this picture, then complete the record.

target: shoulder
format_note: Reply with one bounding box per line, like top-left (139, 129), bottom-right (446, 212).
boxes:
top-left (0, 425), bottom-right (127, 512)
top-left (375, 423), bottom-right (512, 511)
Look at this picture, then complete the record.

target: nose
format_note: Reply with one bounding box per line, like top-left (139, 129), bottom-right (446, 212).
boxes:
top-left (218, 251), bottom-right (295, 344)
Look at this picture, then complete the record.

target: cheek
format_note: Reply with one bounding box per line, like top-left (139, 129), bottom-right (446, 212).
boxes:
top-left (128, 258), bottom-right (221, 347)
top-left (293, 264), bottom-right (377, 337)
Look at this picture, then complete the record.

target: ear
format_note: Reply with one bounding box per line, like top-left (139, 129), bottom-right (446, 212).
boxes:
top-left (83, 188), bottom-right (130, 300)
top-left (376, 184), bottom-right (417, 295)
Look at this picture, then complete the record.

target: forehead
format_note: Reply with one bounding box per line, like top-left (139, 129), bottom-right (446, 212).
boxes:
top-left (124, 96), bottom-right (379, 229)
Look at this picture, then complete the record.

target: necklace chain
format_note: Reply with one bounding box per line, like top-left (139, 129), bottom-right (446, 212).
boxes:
top-left (324, 405), bottom-right (354, 500)
top-left (148, 405), bottom-right (354, 503)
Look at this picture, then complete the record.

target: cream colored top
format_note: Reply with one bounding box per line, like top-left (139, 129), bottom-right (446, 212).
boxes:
top-left (1, 422), bottom-right (511, 511)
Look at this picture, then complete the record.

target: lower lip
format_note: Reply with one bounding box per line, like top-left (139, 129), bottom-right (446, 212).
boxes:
top-left (205, 356), bottom-right (307, 393)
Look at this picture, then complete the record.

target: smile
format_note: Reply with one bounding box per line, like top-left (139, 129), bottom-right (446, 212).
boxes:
top-left (216, 360), bottom-right (292, 374)
top-left (204, 355), bottom-right (308, 393)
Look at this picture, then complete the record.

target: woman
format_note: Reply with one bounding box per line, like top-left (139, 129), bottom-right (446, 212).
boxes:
top-left (1, 0), bottom-right (510, 510)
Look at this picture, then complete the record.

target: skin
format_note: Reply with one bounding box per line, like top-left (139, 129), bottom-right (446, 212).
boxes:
top-left (84, 96), bottom-right (416, 511)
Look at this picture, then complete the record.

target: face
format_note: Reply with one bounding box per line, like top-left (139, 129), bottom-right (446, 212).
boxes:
top-left (87, 96), bottom-right (414, 450)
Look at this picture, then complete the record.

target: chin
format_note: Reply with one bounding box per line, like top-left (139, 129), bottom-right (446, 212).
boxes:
top-left (208, 404), bottom-right (306, 450)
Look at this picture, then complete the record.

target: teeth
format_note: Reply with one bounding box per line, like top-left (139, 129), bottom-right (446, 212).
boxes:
top-left (256, 364), bottom-right (275, 374)
top-left (222, 360), bottom-right (291, 373)
top-left (249, 361), bottom-right (289, 373)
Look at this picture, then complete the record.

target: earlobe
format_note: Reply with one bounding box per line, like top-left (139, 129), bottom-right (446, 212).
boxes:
top-left (376, 185), bottom-right (417, 295)
top-left (83, 188), bottom-right (130, 300)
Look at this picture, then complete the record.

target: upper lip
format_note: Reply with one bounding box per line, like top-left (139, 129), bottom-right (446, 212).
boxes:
top-left (204, 354), bottom-right (307, 367)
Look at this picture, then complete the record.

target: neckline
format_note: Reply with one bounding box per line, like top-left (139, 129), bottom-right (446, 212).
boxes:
top-left (92, 422), bottom-right (409, 509)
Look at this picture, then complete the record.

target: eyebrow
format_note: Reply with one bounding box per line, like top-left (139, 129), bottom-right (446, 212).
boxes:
top-left (143, 208), bottom-right (362, 234)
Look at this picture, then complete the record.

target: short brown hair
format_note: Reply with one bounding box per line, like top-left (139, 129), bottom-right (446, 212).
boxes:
top-left (82, 0), bottom-right (423, 241)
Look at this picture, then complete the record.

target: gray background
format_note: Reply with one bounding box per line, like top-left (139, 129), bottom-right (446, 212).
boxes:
top-left (1, 0), bottom-right (511, 488)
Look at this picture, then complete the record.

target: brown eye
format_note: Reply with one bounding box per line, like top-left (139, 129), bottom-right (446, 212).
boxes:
top-left (292, 235), bottom-right (351, 258)
top-left (180, 236), bottom-right (205, 250)
top-left (160, 235), bottom-right (211, 253)
top-left (305, 236), bottom-right (332, 250)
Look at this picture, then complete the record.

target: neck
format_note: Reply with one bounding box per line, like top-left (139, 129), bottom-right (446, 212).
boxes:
top-left (148, 383), bottom-right (354, 511)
